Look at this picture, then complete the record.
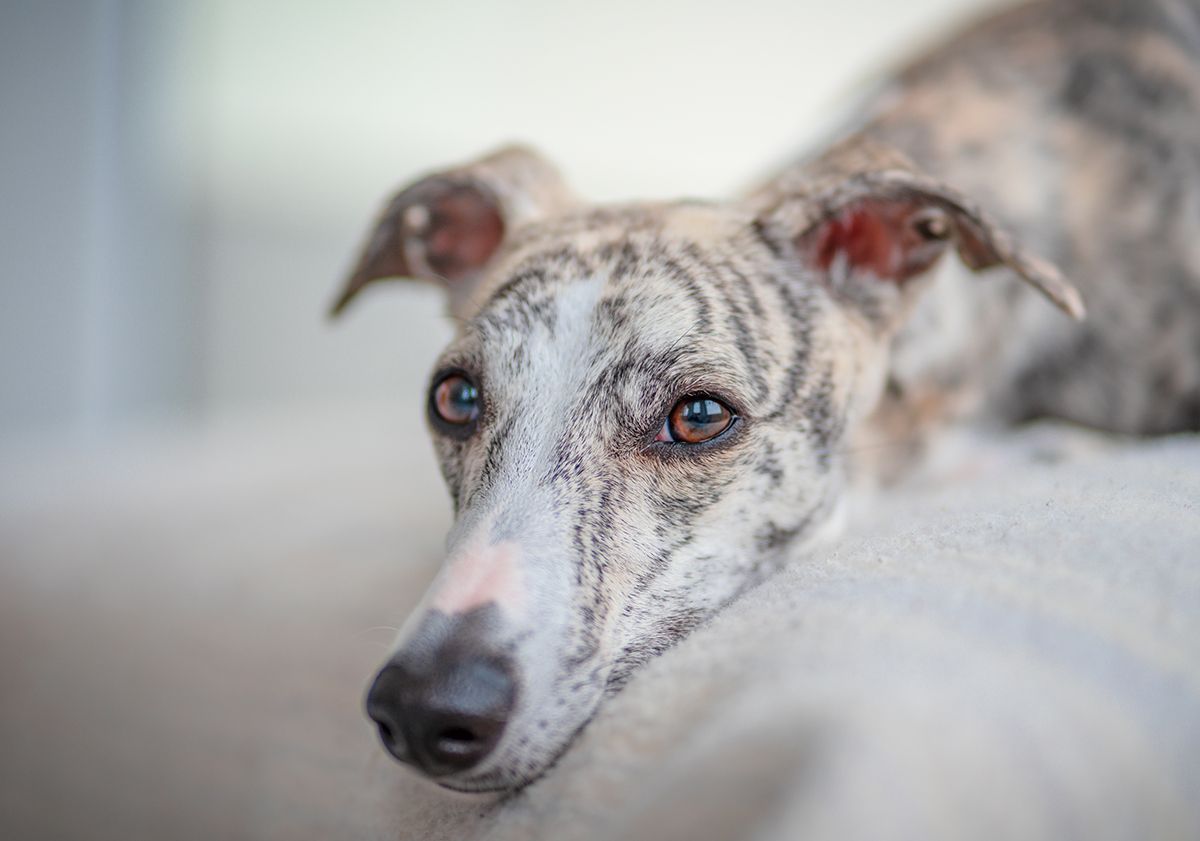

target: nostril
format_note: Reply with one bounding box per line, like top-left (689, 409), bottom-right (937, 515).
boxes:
top-left (376, 720), bottom-right (396, 747)
top-left (372, 721), bottom-right (408, 761)
top-left (438, 726), bottom-right (478, 744)
top-left (434, 725), bottom-right (483, 755)
top-left (369, 711), bottom-right (410, 762)
top-left (366, 664), bottom-right (413, 763)
top-left (422, 714), bottom-right (505, 769)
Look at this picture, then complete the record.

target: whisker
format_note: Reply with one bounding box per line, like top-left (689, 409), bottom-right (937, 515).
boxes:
top-left (664, 322), bottom-right (701, 358)
top-left (355, 625), bottom-right (402, 641)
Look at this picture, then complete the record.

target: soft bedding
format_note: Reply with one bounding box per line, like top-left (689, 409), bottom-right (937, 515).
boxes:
top-left (2, 409), bottom-right (1197, 840)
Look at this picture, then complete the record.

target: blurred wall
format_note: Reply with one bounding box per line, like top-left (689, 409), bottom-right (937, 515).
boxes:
top-left (0, 0), bottom-right (998, 441)
top-left (1, 1), bottom-right (206, 437)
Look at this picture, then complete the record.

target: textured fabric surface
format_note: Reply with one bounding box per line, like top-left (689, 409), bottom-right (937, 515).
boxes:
top-left (2, 410), bottom-right (1197, 840)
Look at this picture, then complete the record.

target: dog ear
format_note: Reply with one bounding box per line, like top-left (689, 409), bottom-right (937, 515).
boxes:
top-left (331, 145), bottom-right (576, 318)
top-left (750, 135), bottom-right (1084, 329)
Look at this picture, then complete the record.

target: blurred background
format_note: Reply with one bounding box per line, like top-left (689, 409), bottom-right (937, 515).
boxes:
top-left (0, 0), bottom-right (998, 445)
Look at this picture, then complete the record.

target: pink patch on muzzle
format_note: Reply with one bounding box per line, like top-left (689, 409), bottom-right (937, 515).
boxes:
top-left (431, 540), bottom-right (524, 616)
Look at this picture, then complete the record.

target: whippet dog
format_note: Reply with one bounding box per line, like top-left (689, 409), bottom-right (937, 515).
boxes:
top-left (332, 0), bottom-right (1200, 792)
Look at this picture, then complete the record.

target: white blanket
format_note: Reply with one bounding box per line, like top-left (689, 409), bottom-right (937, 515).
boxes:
top-left (2, 409), bottom-right (1197, 840)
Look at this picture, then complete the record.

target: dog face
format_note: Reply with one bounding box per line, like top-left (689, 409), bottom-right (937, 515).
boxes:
top-left (336, 141), bottom-right (1078, 791)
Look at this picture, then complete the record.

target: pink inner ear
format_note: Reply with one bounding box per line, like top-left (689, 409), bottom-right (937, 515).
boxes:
top-left (806, 199), bottom-right (946, 285)
top-left (422, 186), bottom-right (505, 282)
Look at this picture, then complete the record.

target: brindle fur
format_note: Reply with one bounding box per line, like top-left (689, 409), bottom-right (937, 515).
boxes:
top-left (860, 0), bottom-right (1200, 438)
top-left (337, 0), bottom-right (1200, 791)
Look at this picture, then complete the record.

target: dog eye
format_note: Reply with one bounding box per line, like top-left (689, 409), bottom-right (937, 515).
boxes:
top-left (655, 396), bottom-right (736, 445)
top-left (431, 374), bottom-right (480, 430)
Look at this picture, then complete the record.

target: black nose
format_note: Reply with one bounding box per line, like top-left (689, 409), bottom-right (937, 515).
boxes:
top-left (366, 653), bottom-right (516, 777)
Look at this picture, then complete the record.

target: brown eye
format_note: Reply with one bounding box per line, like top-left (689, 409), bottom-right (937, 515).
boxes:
top-left (431, 374), bottom-right (480, 431)
top-left (656, 396), bottom-right (736, 445)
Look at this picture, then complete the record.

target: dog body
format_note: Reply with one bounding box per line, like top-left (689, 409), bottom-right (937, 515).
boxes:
top-left (337, 0), bottom-right (1200, 791)
top-left (850, 0), bottom-right (1200, 458)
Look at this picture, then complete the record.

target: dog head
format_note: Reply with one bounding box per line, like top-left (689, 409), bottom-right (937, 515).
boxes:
top-left (335, 139), bottom-right (1079, 791)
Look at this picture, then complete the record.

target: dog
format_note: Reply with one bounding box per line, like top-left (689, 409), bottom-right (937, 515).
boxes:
top-left (332, 0), bottom-right (1200, 792)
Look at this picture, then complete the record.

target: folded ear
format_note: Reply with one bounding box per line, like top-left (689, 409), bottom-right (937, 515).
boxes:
top-left (331, 145), bottom-right (576, 318)
top-left (749, 135), bottom-right (1084, 330)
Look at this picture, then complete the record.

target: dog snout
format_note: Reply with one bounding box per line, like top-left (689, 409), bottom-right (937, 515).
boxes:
top-left (366, 649), bottom-right (517, 777)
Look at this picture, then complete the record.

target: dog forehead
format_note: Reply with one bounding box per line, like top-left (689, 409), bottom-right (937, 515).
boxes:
top-left (470, 263), bottom-right (721, 370)
top-left (437, 199), bottom-right (810, 410)
top-left (484, 201), bottom-right (751, 290)
top-left (464, 272), bottom-right (716, 392)
top-left (469, 202), bottom-right (763, 338)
